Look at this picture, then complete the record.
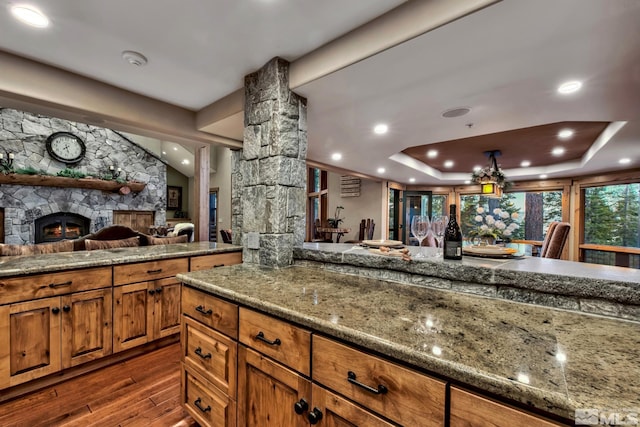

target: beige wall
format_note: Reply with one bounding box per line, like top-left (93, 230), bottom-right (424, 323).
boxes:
top-left (210, 146), bottom-right (233, 236)
top-left (328, 172), bottom-right (384, 241)
top-left (166, 165), bottom-right (189, 219)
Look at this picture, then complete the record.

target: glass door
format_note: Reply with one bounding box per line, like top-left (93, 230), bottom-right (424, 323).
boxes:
top-left (402, 191), bottom-right (433, 245)
top-left (209, 190), bottom-right (218, 242)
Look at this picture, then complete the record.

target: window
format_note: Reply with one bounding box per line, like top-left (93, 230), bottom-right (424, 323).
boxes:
top-left (583, 184), bottom-right (639, 248)
top-left (307, 167), bottom-right (328, 241)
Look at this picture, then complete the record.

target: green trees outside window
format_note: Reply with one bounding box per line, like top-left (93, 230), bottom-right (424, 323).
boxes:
top-left (584, 184), bottom-right (640, 248)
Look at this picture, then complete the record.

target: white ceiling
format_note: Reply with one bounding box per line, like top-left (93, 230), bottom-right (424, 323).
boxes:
top-left (0, 0), bottom-right (639, 184)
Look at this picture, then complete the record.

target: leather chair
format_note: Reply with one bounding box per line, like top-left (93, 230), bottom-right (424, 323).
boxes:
top-left (540, 221), bottom-right (571, 259)
top-left (345, 219), bottom-right (375, 243)
top-left (220, 229), bottom-right (233, 244)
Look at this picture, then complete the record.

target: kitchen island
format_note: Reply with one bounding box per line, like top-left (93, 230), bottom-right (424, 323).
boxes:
top-left (178, 246), bottom-right (640, 425)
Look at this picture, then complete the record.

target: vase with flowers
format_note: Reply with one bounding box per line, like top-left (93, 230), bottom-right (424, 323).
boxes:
top-left (468, 206), bottom-right (520, 245)
top-left (327, 206), bottom-right (344, 228)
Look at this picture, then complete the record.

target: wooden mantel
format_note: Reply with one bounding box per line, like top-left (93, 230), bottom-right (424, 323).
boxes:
top-left (0, 173), bottom-right (146, 193)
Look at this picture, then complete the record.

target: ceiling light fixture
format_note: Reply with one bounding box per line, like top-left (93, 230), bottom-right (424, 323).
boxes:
top-left (471, 150), bottom-right (509, 198)
top-left (558, 129), bottom-right (574, 139)
top-left (10, 4), bottom-right (49, 28)
top-left (173, 147), bottom-right (178, 151)
top-left (426, 149), bottom-right (438, 158)
top-left (409, 178), bottom-right (416, 183)
top-left (181, 159), bottom-right (190, 165)
top-left (540, 174), bottom-right (548, 179)
top-left (373, 124), bottom-right (388, 135)
top-left (331, 153), bottom-right (342, 161)
top-left (619, 158), bottom-right (631, 165)
top-left (377, 167), bottom-right (385, 174)
top-left (520, 160), bottom-right (531, 167)
top-left (552, 147), bottom-right (565, 156)
top-left (122, 50), bottom-right (148, 67)
top-left (443, 160), bottom-right (454, 168)
top-left (473, 165), bottom-right (482, 172)
top-left (441, 107), bottom-right (471, 118)
top-left (557, 80), bottom-right (582, 94)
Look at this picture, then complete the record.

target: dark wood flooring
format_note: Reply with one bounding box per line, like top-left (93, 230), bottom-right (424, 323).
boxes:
top-left (0, 343), bottom-right (195, 427)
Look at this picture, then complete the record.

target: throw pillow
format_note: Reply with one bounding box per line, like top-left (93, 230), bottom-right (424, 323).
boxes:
top-left (147, 235), bottom-right (188, 245)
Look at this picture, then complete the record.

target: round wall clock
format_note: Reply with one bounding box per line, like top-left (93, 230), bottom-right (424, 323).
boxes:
top-left (45, 132), bottom-right (86, 165)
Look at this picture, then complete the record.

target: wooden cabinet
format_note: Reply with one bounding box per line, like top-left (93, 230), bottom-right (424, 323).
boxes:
top-left (113, 277), bottom-right (181, 352)
top-left (0, 287), bottom-right (112, 389)
top-left (450, 387), bottom-right (564, 427)
top-left (237, 346), bottom-right (311, 427)
top-left (310, 384), bottom-right (396, 427)
top-left (190, 252), bottom-right (242, 272)
top-left (113, 210), bottom-right (154, 233)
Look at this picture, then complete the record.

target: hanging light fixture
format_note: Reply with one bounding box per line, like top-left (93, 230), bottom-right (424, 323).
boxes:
top-left (470, 150), bottom-right (509, 198)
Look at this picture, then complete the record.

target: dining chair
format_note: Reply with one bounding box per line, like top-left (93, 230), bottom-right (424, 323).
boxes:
top-left (540, 221), bottom-right (571, 259)
top-left (220, 229), bottom-right (233, 244)
top-left (345, 218), bottom-right (375, 243)
top-left (311, 218), bottom-right (333, 243)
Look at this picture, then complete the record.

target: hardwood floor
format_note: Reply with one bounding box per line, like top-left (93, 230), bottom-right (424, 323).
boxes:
top-left (0, 343), bottom-right (195, 427)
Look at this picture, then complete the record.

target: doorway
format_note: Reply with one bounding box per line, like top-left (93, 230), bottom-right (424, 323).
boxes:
top-left (209, 189), bottom-right (218, 242)
top-left (402, 191), bottom-right (433, 245)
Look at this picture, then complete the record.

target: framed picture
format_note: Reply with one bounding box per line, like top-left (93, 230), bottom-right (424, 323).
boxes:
top-left (167, 186), bottom-right (182, 211)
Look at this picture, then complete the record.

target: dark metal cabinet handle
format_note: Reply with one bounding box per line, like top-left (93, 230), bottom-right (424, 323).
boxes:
top-left (155, 287), bottom-right (162, 294)
top-left (294, 398), bottom-right (308, 414)
top-left (63, 305), bottom-right (71, 312)
top-left (255, 331), bottom-right (281, 346)
top-left (195, 305), bottom-right (212, 315)
top-left (194, 347), bottom-right (212, 360)
top-left (49, 280), bottom-right (72, 288)
top-left (347, 371), bottom-right (388, 395)
top-left (51, 307), bottom-right (60, 314)
top-left (213, 264), bottom-right (225, 268)
top-left (193, 398), bottom-right (211, 413)
top-left (148, 289), bottom-right (155, 295)
top-left (147, 268), bottom-right (162, 274)
top-left (308, 407), bottom-right (323, 425)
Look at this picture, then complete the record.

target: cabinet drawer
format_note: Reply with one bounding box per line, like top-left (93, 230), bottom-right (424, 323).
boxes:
top-left (450, 387), bottom-right (566, 427)
top-left (312, 335), bottom-right (446, 427)
top-left (0, 267), bottom-right (112, 305)
top-left (182, 286), bottom-right (238, 339)
top-left (182, 316), bottom-right (237, 398)
top-left (182, 367), bottom-right (236, 427)
top-left (114, 258), bottom-right (188, 285)
top-left (239, 308), bottom-right (311, 376)
top-left (190, 252), bottom-right (242, 271)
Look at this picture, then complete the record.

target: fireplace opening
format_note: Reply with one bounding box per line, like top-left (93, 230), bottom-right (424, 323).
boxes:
top-left (35, 213), bottom-right (90, 243)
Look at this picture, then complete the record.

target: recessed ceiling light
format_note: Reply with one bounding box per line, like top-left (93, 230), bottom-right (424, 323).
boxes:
top-left (552, 147), bottom-right (565, 156)
top-left (426, 149), bottom-right (438, 158)
top-left (331, 153), bottom-right (342, 161)
top-left (520, 160), bottom-right (531, 167)
top-left (441, 107), bottom-right (471, 118)
top-left (181, 159), bottom-right (190, 165)
top-left (557, 80), bottom-right (582, 94)
top-left (173, 147), bottom-right (178, 151)
top-left (540, 174), bottom-right (548, 179)
top-left (377, 167), bottom-right (385, 174)
top-left (10, 5), bottom-right (49, 28)
top-left (373, 124), bottom-right (388, 135)
top-left (473, 165), bottom-right (482, 171)
top-left (122, 50), bottom-right (148, 67)
top-left (162, 151), bottom-right (166, 155)
top-left (558, 129), bottom-right (574, 139)
top-left (409, 178), bottom-right (416, 183)
top-left (443, 160), bottom-right (454, 168)
top-left (619, 158), bottom-right (631, 164)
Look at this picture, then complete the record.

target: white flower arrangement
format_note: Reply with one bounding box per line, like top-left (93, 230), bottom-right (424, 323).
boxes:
top-left (470, 206), bottom-right (520, 240)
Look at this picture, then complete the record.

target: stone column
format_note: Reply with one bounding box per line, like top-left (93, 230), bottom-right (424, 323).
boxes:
top-left (232, 57), bottom-right (307, 267)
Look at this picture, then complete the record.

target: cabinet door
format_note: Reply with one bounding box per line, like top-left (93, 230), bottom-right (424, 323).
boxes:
top-left (152, 277), bottom-right (181, 339)
top-left (237, 346), bottom-right (311, 427)
top-left (113, 282), bottom-right (153, 352)
top-left (0, 297), bottom-right (61, 388)
top-left (61, 288), bottom-right (113, 368)
top-left (311, 384), bottom-right (396, 427)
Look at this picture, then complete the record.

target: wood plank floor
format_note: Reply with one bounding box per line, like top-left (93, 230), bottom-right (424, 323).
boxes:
top-left (0, 343), bottom-right (195, 427)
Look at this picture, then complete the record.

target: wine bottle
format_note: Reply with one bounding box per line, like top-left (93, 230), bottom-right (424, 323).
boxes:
top-left (443, 204), bottom-right (463, 260)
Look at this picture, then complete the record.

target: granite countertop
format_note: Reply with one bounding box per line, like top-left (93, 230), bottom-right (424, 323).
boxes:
top-left (0, 242), bottom-right (243, 277)
top-left (178, 264), bottom-right (640, 422)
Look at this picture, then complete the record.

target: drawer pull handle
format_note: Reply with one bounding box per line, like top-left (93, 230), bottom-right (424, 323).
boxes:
top-left (194, 347), bottom-right (212, 360)
top-left (49, 280), bottom-right (72, 288)
top-left (63, 305), bottom-right (71, 313)
top-left (148, 289), bottom-right (155, 295)
top-left (194, 398), bottom-right (211, 413)
top-left (147, 268), bottom-right (163, 274)
top-left (294, 398), bottom-right (308, 414)
top-left (155, 287), bottom-right (162, 294)
top-left (255, 331), bottom-right (281, 346)
top-left (51, 307), bottom-right (60, 314)
top-left (308, 407), bottom-right (323, 425)
top-left (347, 371), bottom-right (388, 395)
top-left (195, 305), bottom-right (213, 316)
top-left (213, 264), bottom-right (225, 268)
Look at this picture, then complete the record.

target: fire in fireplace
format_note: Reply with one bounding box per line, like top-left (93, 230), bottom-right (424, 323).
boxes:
top-left (35, 213), bottom-right (90, 243)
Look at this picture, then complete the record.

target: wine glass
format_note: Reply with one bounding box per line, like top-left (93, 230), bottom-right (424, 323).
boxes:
top-left (411, 215), bottom-right (431, 258)
top-left (430, 215), bottom-right (448, 255)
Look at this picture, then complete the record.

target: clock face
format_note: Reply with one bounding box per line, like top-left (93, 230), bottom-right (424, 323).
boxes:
top-left (45, 132), bottom-right (86, 164)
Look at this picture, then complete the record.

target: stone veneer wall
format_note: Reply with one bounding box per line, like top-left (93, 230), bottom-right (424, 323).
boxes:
top-left (232, 58), bottom-right (307, 267)
top-left (0, 107), bottom-right (167, 244)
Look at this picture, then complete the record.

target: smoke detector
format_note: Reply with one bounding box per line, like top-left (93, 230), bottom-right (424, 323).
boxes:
top-left (121, 50), bottom-right (148, 67)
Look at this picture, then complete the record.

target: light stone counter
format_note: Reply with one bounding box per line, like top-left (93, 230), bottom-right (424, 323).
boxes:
top-left (178, 263), bottom-right (640, 423)
top-left (0, 242), bottom-right (243, 277)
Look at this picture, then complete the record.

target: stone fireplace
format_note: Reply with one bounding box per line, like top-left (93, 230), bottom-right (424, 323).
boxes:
top-left (0, 107), bottom-right (168, 244)
top-left (34, 212), bottom-right (90, 243)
